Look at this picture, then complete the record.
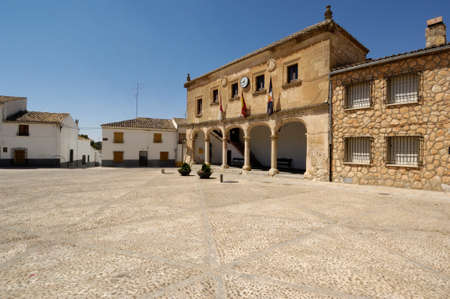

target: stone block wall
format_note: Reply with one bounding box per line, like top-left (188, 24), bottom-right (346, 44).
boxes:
top-left (331, 50), bottom-right (449, 191)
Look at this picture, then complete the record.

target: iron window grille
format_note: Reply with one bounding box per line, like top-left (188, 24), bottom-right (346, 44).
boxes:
top-left (345, 81), bottom-right (371, 109)
top-left (386, 136), bottom-right (423, 166)
top-left (344, 137), bottom-right (372, 164)
top-left (387, 73), bottom-right (420, 105)
top-left (18, 125), bottom-right (29, 136)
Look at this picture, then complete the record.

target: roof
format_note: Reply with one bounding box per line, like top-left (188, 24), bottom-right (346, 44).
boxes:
top-left (0, 96), bottom-right (26, 104)
top-left (185, 19), bottom-right (368, 87)
top-left (331, 43), bottom-right (450, 74)
top-left (101, 117), bottom-right (176, 130)
top-left (7, 111), bottom-right (69, 125)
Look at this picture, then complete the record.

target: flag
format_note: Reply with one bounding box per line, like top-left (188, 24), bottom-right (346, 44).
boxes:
top-left (240, 92), bottom-right (247, 117)
top-left (267, 77), bottom-right (274, 115)
top-left (218, 92), bottom-right (224, 121)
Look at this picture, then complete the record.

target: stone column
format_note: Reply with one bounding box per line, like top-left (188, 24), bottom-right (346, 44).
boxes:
top-left (204, 137), bottom-right (210, 165)
top-left (269, 134), bottom-right (279, 176)
top-left (221, 136), bottom-right (228, 168)
top-left (243, 136), bottom-right (251, 171)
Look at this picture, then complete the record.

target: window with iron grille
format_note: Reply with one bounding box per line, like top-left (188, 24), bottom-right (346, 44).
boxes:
top-left (256, 74), bottom-right (265, 91)
top-left (386, 136), bottom-right (421, 166)
top-left (387, 73), bottom-right (419, 104)
top-left (153, 133), bottom-right (162, 143)
top-left (287, 64), bottom-right (298, 83)
top-left (212, 89), bottom-right (218, 103)
top-left (344, 137), bottom-right (372, 164)
top-left (231, 83), bottom-right (239, 98)
top-left (113, 132), bottom-right (124, 143)
top-left (345, 81), bottom-right (371, 109)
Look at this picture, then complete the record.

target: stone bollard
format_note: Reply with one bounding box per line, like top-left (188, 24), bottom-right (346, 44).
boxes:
top-left (220, 174), bottom-right (223, 183)
top-left (161, 169), bottom-right (165, 174)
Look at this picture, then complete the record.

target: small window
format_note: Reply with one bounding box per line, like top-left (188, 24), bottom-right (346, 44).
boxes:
top-left (344, 137), bottom-right (372, 164)
top-left (18, 125), bottom-right (29, 136)
top-left (178, 133), bottom-right (186, 144)
top-left (2, 147), bottom-right (7, 153)
top-left (388, 73), bottom-right (419, 104)
top-left (113, 151), bottom-right (124, 163)
top-left (287, 64), bottom-right (298, 83)
top-left (345, 81), bottom-right (371, 109)
top-left (196, 99), bottom-right (202, 115)
top-left (160, 151), bottom-right (169, 161)
top-left (113, 132), bottom-right (124, 143)
top-left (153, 133), bottom-right (162, 143)
top-left (387, 136), bottom-right (421, 166)
top-left (212, 89), bottom-right (218, 103)
top-left (231, 83), bottom-right (239, 98)
top-left (256, 74), bottom-right (265, 91)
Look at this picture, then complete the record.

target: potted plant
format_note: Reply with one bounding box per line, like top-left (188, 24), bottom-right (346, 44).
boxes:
top-left (197, 163), bottom-right (212, 179)
top-left (178, 162), bottom-right (191, 176)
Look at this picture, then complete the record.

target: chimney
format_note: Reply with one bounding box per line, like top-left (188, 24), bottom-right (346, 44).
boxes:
top-left (75, 119), bottom-right (79, 126)
top-left (425, 16), bottom-right (446, 48)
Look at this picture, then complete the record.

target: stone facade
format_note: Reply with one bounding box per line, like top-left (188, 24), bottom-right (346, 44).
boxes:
top-left (183, 14), bottom-right (368, 181)
top-left (331, 49), bottom-right (449, 191)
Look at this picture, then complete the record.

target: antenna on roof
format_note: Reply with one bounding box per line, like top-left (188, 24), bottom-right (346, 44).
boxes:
top-left (135, 82), bottom-right (142, 119)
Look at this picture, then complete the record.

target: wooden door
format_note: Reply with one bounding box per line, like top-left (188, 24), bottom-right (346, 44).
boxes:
top-left (14, 150), bottom-right (26, 165)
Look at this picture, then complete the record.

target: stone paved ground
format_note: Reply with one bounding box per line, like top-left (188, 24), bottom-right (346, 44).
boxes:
top-left (0, 167), bottom-right (449, 298)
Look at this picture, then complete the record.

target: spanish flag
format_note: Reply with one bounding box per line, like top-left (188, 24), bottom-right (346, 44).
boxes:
top-left (267, 77), bottom-right (274, 115)
top-left (241, 92), bottom-right (247, 117)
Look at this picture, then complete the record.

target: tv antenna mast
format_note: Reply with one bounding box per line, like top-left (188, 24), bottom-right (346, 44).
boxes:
top-left (135, 82), bottom-right (142, 118)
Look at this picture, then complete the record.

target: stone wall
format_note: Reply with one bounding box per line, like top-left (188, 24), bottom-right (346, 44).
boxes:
top-left (331, 50), bottom-right (449, 191)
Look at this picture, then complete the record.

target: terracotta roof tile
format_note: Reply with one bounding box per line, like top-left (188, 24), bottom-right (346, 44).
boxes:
top-left (7, 111), bottom-right (69, 124)
top-left (101, 118), bottom-right (176, 130)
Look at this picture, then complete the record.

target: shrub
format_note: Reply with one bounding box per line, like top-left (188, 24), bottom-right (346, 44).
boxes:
top-left (178, 162), bottom-right (191, 176)
top-left (197, 163), bottom-right (212, 179)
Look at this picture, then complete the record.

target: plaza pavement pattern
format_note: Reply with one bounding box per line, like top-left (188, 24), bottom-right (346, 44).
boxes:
top-left (0, 167), bottom-right (449, 298)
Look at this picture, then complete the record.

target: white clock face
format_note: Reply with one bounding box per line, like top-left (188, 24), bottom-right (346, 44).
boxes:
top-left (240, 77), bottom-right (249, 88)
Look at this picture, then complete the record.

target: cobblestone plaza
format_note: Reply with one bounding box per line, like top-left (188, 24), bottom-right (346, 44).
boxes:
top-left (0, 168), bottom-right (449, 298)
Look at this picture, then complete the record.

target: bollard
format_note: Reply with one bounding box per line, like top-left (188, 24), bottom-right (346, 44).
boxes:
top-left (220, 174), bottom-right (223, 183)
top-left (161, 169), bottom-right (165, 174)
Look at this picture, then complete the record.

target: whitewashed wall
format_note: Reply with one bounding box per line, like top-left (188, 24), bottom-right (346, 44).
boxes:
top-left (59, 116), bottom-right (79, 163)
top-left (1, 99), bottom-right (27, 121)
top-left (102, 128), bottom-right (178, 161)
top-left (0, 122), bottom-right (59, 160)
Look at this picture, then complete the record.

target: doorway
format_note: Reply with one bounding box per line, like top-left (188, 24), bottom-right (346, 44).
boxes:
top-left (139, 151), bottom-right (148, 167)
top-left (14, 149), bottom-right (26, 165)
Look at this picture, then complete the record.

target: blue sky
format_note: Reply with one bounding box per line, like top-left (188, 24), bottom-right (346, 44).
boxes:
top-left (1, 0), bottom-right (448, 140)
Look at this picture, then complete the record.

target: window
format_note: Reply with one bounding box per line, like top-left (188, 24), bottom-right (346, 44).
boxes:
top-left (18, 125), bottom-right (29, 136)
top-left (113, 132), bottom-right (124, 143)
top-left (344, 137), bottom-right (372, 164)
top-left (345, 81), bottom-right (371, 109)
top-left (113, 151), bottom-right (124, 163)
top-left (2, 147), bottom-right (7, 153)
top-left (387, 136), bottom-right (421, 166)
top-left (287, 64), bottom-right (298, 83)
top-left (212, 89), bottom-right (218, 103)
top-left (160, 151), bottom-right (169, 161)
top-left (388, 73), bottom-right (419, 104)
top-left (231, 83), bottom-right (239, 98)
top-left (153, 133), bottom-right (162, 143)
top-left (178, 133), bottom-right (186, 144)
top-left (256, 74), bottom-right (265, 91)
top-left (196, 99), bottom-right (202, 115)
top-left (69, 149), bottom-right (74, 163)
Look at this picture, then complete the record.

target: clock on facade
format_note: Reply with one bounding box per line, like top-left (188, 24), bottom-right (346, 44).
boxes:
top-left (240, 76), bottom-right (249, 88)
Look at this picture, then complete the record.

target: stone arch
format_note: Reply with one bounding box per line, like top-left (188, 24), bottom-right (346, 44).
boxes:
top-left (224, 124), bottom-right (246, 167)
top-left (276, 118), bottom-right (308, 173)
top-left (249, 123), bottom-right (271, 170)
top-left (206, 127), bottom-right (225, 166)
top-left (248, 121), bottom-right (273, 136)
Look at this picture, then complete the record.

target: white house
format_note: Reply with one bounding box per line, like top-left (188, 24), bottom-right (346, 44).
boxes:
top-left (0, 95), bottom-right (99, 168)
top-left (101, 117), bottom-right (185, 167)
top-left (77, 135), bottom-right (102, 167)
